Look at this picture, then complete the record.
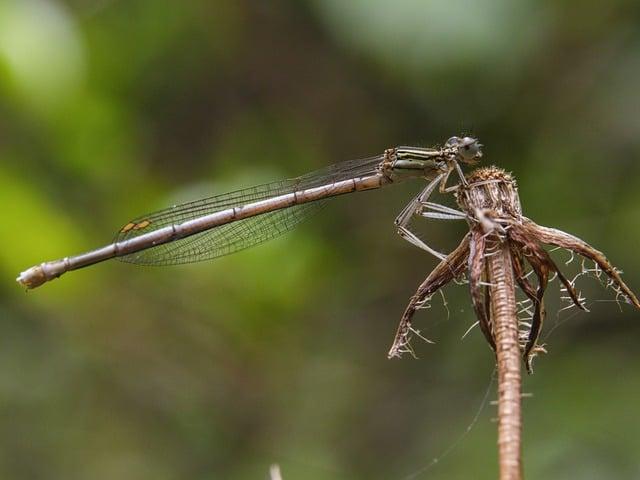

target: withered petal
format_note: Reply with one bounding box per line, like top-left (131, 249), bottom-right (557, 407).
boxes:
top-left (388, 233), bottom-right (471, 359)
top-left (510, 223), bottom-right (586, 311)
top-left (511, 248), bottom-right (543, 370)
top-left (553, 266), bottom-right (586, 311)
top-left (517, 247), bottom-right (548, 374)
top-left (469, 229), bottom-right (495, 349)
top-left (525, 220), bottom-right (640, 309)
top-left (510, 248), bottom-right (538, 300)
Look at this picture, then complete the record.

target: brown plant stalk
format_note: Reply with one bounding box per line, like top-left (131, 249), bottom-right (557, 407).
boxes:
top-left (486, 240), bottom-right (522, 479)
top-left (389, 166), bottom-right (640, 480)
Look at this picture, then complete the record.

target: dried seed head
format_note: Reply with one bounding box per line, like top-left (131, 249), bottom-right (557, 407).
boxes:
top-left (390, 164), bottom-right (639, 373)
top-left (456, 166), bottom-right (522, 224)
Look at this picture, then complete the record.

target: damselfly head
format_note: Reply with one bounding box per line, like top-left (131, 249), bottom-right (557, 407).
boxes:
top-left (446, 136), bottom-right (483, 164)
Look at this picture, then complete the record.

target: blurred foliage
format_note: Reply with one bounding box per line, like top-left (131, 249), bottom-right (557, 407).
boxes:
top-left (2, 0), bottom-right (640, 479)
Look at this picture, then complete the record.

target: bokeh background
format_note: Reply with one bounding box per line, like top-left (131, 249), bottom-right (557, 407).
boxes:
top-left (2, 1), bottom-right (640, 479)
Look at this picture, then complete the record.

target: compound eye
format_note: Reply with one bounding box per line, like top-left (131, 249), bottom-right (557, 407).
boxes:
top-left (459, 137), bottom-right (481, 161)
top-left (445, 136), bottom-right (460, 147)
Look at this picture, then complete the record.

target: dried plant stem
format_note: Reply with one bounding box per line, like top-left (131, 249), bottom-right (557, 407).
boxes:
top-left (486, 238), bottom-right (522, 480)
top-left (391, 166), bottom-right (640, 479)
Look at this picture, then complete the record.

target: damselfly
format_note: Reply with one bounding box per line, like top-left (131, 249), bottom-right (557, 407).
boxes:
top-left (17, 136), bottom-right (482, 289)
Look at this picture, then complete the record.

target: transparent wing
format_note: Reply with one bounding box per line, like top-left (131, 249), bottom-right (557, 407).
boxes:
top-left (115, 155), bottom-right (384, 266)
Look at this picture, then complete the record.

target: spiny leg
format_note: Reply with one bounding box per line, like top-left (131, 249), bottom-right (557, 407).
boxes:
top-left (418, 201), bottom-right (467, 221)
top-left (421, 211), bottom-right (466, 221)
top-left (395, 173), bottom-right (448, 260)
top-left (440, 160), bottom-right (468, 193)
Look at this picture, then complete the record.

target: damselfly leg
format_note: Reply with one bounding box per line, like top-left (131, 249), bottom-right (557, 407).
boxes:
top-left (395, 172), bottom-right (452, 260)
top-left (394, 161), bottom-right (469, 259)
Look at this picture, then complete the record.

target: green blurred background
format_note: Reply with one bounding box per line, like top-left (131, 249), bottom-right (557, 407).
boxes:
top-left (2, 1), bottom-right (640, 479)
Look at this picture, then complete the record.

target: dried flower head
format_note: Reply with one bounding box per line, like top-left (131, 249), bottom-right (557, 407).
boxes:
top-left (389, 166), bottom-right (640, 373)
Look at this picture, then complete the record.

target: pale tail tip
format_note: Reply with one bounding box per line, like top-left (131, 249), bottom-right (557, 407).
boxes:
top-left (16, 265), bottom-right (47, 290)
